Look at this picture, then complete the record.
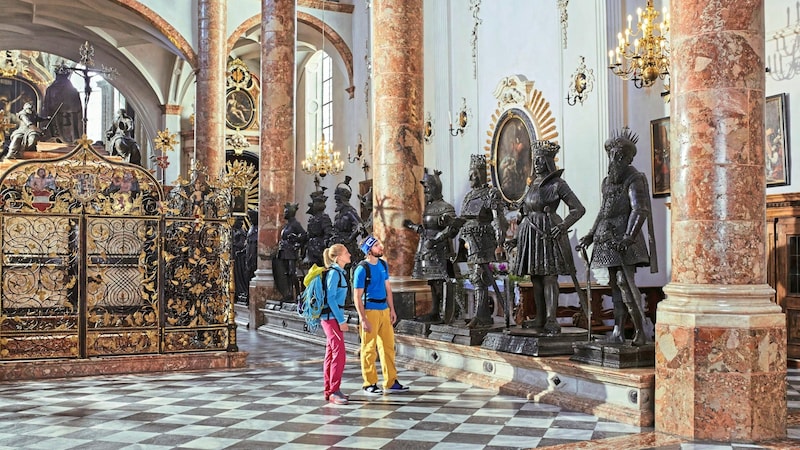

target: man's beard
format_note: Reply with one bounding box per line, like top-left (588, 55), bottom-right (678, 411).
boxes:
top-left (608, 160), bottom-right (627, 184)
top-left (370, 249), bottom-right (383, 258)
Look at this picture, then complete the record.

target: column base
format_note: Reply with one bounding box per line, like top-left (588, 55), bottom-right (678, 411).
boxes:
top-left (248, 266), bottom-right (279, 329)
top-left (655, 283), bottom-right (786, 442)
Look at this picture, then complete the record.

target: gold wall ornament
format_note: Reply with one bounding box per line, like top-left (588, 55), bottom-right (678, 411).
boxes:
top-left (423, 112), bottom-right (434, 144)
top-left (449, 98), bottom-right (470, 137)
top-left (558, 0), bottom-right (569, 49)
top-left (566, 56), bottom-right (594, 106)
top-left (608, 0), bottom-right (670, 97)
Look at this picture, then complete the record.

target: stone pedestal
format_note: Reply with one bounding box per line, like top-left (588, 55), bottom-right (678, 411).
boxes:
top-left (395, 319), bottom-right (432, 337)
top-left (390, 276), bottom-right (433, 320)
top-left (571, 340), bottom-right (655, 368)
top-left (428, 323), bottom-right (504, 346)
top-left (483, 326), bottom-right (590, 357)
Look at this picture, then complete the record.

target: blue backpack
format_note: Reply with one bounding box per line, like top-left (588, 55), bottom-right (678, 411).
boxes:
top-left (298, 265), bottom-right (331, 332)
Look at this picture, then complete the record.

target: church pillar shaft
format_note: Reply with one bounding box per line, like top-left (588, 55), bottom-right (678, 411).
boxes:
top-left (371, 0), bottom-right (424, 276)
top-left (249, 0), bottom-right (296, 323)
top-left (656, 0), bottom-right (786, 442)
top-left (195, 0), bottom-right (226, 176)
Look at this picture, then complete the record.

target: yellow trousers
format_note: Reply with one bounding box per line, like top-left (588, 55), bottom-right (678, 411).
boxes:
top-left (360, 308), bottom-right (397, 389)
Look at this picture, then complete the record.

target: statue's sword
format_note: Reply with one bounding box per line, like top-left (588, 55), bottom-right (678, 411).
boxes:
top-left (43, 102), bottom-right (63, 131)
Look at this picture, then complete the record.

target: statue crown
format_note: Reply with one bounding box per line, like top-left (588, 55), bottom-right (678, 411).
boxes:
top-left (605, 126), bottom-right (639, 157)
top-left (470, 154), bottom-right (486, 171)
top-left (532, 140), bottom-right (560, 158)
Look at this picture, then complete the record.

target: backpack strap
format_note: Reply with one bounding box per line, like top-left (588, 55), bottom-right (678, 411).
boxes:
top-left (319, 269), bottom-right (332, 315)
top-left (357, 259), bottom-right (388, 302)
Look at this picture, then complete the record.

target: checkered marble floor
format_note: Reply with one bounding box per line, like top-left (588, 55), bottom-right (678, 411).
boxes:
top-left (0, 327), bottom-right (796, 449)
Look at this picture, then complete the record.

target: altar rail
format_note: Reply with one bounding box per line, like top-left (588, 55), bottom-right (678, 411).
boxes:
top-left (0, 142), bottom-right (238, 361)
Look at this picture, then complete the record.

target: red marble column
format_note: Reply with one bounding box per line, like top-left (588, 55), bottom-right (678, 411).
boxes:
top-left (195, 0), bottom-right (226, 177)
top-left (248, 0), bottom-right (296, 324)
top-left (656, 0), bottom-right (785, 442)
top-left (372, 0), bottom-right (424, 276)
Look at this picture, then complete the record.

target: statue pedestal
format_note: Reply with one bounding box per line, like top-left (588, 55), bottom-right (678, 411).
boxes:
top-left (390, 276), bottom-right (433, 320)
top-left (571, 340), bottom-right (655, 368)
top-left (428, 322), bottom-right (504, 346)
top-left (482, 326), bottom-right (591, 356)
top-left (395, 319), bottom-right (432, 337)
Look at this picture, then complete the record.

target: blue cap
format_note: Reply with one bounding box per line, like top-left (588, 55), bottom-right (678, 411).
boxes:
top-left (360, 236), bottom-right (378, 255)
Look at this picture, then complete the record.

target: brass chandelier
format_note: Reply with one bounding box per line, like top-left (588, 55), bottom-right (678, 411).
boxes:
top-left (608, 0), bottom-right (670, 95)
top-left (301, 134), bottom-right (343, 178)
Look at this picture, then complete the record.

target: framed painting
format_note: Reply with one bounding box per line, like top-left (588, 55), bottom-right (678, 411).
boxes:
top-left (225, 88), bottom-right (255, 130)
top-left (650, 116), bottom-right (670, 197)
top-left (766, 93), bottom-right (789, 187)
top-left (490, 108), bottom-right (536, 204)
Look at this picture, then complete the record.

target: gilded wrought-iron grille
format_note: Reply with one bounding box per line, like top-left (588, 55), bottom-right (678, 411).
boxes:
top-left (0, 142), bottom-right (237, 360)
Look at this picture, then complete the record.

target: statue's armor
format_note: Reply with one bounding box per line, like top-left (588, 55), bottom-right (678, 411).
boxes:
top-left (412, 199), bottom-right (456, 280)
top-left (459, 186), bottom-right (501, 264)
top-left (277, 219), bottom-right (307, 261)
top-left (513, 171), bottom-right (582, 277)
top-left (332, 204), bottom-right (363, 260)
top-left (305, 213), bottom-right (333, 267)
top-left (591, 166), bottom-right (651, 268)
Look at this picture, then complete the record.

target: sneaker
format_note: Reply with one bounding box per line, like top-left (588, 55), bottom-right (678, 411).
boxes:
top-left (385, 380), bottom-right (409, 394)
top-left (363, 384), bottom-right (383, 396)
top-left (333, 390), bottom-right (350, 400)
top-left (329, 392), bottom-right (348, 405)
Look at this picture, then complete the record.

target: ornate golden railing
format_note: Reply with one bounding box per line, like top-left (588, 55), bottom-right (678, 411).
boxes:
top-left (0, 141), bottom-right (237, 360)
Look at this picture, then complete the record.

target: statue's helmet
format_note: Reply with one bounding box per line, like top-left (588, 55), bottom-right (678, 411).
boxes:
top-left (22, 102), bottom-right (33, 111)
top-left (604, 127), bottom-right (639, 161)
top-left (334, 175), bottom-right (353, 201)
top-left (420, 168), bottom-right (443, 201)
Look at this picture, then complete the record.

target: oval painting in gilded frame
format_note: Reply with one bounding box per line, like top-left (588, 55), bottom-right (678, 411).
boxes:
top-left (490, 108), bottom-right (536, 204)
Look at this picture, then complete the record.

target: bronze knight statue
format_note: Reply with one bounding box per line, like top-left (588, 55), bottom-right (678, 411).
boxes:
top-left (303, 188), bottom-right (333, 268)
top-left (459, 155), bottom-right (507, 328)
top-left (331, 176), bottom-right (365, 264)
top-left (404, 168), bottom-right (462, 323)
top-left (274, 202), bottom-right (308, 302)
top-left (577, 127), bottom-right (658, 346)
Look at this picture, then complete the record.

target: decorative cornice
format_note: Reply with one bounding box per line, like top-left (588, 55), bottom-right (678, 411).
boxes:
top-left (299, 0), bottom-right (355, 14)
top-left (161, 104), bottom-right (182, 115)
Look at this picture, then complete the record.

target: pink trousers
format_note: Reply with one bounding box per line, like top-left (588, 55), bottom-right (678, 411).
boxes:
top-left (321, 318), bottom-right (346, 397)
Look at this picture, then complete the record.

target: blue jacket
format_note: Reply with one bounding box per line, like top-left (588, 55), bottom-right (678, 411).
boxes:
top-left (322, 264), bottom-right (348, 324)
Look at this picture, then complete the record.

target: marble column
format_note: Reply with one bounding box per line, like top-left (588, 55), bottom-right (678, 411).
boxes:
top-left (248, 0), bottom-right (296, 327)
top-left (372, 0), bottom-right (424, 277)
top-left (655, 0), bottom-right (785, 442)
top-left (195, 0), bottom-right (226, 177)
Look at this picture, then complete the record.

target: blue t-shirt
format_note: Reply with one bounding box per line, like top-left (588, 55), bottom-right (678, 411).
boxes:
top-left (352, 259), bottom-right (389, 310)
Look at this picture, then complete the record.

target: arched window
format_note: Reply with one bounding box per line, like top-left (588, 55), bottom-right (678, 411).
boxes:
top-left (306, 50), bottom-right (333, 147)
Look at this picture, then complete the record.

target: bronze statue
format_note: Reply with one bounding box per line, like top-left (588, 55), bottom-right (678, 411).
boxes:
top-left (404, 168), bottom-right (462, 323)
top-left (459, 155), bottom-right (507, 328)
top-left (42, 63), bottom-right (82, 144)
top-left (105, 109), bottom-right (142, 166)
top-left (331, 176), bottom-right (365, 264)
top-left (274, 202), bottom-right (308, 302)
top-left (2, 102), bottom-right (50, 160)
top-left (506, 140), bottom-right (585, 334)
top-left (303, 188), bottom-right (333, 268)
top-left (245, 209), bottom-right (259, 297)
top-left (577, 127), bottom-right (657, 346)
top-left (232, 217), bottom-right (250, 304)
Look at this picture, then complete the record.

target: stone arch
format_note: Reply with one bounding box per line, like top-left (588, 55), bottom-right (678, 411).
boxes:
top-left (228, 12), bottom-right (355, 98)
